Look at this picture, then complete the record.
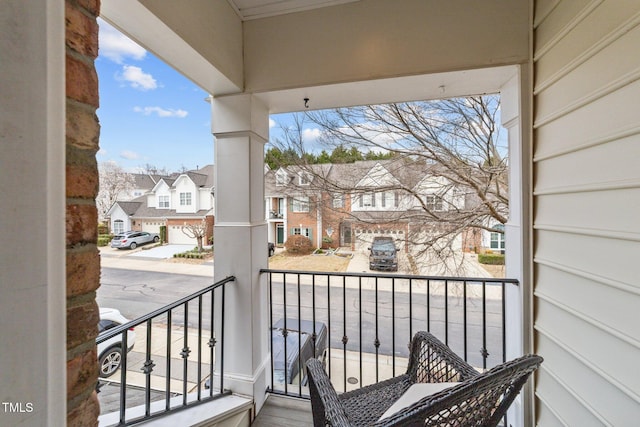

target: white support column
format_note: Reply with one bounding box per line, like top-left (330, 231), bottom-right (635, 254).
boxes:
top-left (211, 94), bottom-right (270, 411)
top-left (0, 1), bottom-right (66, 425)
top-left (500, 65), bottom-right (533, 427)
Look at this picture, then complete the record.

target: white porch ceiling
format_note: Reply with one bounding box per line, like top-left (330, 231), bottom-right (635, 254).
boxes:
top-left (227, 0), bottom-right (360, 20)
top-left (255, 65), bottom-right (519, 114)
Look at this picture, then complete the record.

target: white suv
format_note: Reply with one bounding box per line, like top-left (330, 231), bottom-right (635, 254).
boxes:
top-left (97, 307), bottom-right (136, 378)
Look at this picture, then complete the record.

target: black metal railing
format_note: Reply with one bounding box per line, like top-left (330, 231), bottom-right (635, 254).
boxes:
top-left (96, 276), bottom-right (234, 426)
top-left (261, 269), bottom-right (518, 398)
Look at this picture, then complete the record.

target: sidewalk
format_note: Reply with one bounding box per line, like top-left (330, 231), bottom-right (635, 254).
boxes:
top-left (99, 246), bottom-right (213, 277)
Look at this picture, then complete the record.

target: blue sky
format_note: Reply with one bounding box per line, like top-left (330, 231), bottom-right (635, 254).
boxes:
top-left (96, 19), bottom-right (307, 173)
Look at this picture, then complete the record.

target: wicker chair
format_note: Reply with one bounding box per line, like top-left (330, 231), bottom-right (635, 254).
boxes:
top-left (306, 331), bottom-right (542, 427)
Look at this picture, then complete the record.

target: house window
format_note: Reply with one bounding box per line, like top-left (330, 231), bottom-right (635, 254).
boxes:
top-left (490, 224), bottom-right (505, 254)
top-left (276, 170), bottom-right (287, 186)
top-left (292, 227), bottom-right (312, 238)
top-left (158, 195), bottom-right (169, 208)
top-left (425, 195), bottom-right (444, 211)
top-left (292, 197), bottom-right (309, 212)
top-left (113, 220), bottom-right (124, 234)
top-left (332, 194), bottom-right (344, 208)
top-left (360, 193), bottom-right (375, 207)
top-left (298, 172), bottom-right (312, 186)
top-left (180, 192), bottom-right (192, 206)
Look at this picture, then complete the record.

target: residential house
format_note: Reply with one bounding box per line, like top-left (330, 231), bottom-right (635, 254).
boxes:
top-left (107, 165), bottom-right (215, 245)
top-left (265, 159), bottom-right (468, 253)
top-left (4, 1), bottom-right (640, 426)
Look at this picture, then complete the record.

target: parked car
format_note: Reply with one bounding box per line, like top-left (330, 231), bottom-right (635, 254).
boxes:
top-left (271, 318), bottom-right (328, 386)
top-left (110, 231), bottom-right (160, 249)
top-left (205, 318), bottom-right (327, 389)
top-left (368, 236), bottom-right (399, 271)
top-left (268, 242), bottom-right (275, 257)
top-left (97, 307), bottom-right (136, 378)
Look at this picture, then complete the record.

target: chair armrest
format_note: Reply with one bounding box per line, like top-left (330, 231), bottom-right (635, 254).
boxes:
top-left (306, 359), bottom-right (352, 427)
top-left (406, 331), bottom-right (478, 383)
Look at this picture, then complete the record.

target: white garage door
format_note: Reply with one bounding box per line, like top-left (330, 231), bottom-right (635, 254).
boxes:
top-left (168, 225), bottom-right (196, 245)
top-left (141, 221), bottom-right (161, 233)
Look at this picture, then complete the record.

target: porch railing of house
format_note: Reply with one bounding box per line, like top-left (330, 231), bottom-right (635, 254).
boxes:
top-left (96, 276), bottom-right (234, 426)
top-left (261, 269), bottom-right (519, 399)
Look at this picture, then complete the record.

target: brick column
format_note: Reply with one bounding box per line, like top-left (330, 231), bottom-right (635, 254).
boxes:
top-left (65, 0), bottom-right (101, 425)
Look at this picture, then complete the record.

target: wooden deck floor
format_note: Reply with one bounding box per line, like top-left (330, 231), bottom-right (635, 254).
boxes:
top-left (252, 394), bottom-right (313, 427)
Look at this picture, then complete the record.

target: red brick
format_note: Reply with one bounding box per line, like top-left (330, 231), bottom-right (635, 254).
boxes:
top-left (66, 55), bottom-right (99, 107)
top-left (66, 163), bottom-right (99, 199)
top-left (65, 2), bottom-right (98, 58)
top-left (66, 204), bottom-right (98, 246)
top-left (66, 101), bottom-right (100, 150)
top-left (67, 390), bottom-right (99, 427)
top-left (67, 249), bottom-right (100, 297)
top-left (67, 347), bottom-right (98, 399)
top-left (66, 300), bottom-right (99, 350)
top-left (76, 0), bottom-right (101, 16)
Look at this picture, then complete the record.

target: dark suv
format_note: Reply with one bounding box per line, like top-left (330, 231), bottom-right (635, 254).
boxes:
top-left (368, 236), bottom-right (398, 271)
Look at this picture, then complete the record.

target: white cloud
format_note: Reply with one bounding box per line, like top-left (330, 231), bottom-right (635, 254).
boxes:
top-left (133, 106), bottom-right (189, 118)
top-left (98, 18), bottom-right (146, 64)
top-left (120, 150), bottom-right (139, 160)
top-left (269, 118), bottom-right (276, 128)
top-left (119, 65), bottom-right (158, 91)
top-left (302, 128), bottom-right (321, 143)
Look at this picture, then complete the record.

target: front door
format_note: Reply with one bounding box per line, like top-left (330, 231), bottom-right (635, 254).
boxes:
top-left (276, 223), bottom-right (285, 245)
top-left (340, 222), bottom-right (352, 246)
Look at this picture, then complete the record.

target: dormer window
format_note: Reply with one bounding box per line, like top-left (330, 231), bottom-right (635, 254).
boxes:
top-left (275, 169), bottom-right (288, 186)
top-left (158, 195), bottom-right (170, 208)
top-left (298, 172), bottom-right (312, 186)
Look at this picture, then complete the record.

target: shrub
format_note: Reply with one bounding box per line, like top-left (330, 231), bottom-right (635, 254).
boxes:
top-left (97, 234), bottom-right (113, 247)
top-left (478, 253), bottom-right (505, 265)
top-left (284, 235), bottom-right (313, 254)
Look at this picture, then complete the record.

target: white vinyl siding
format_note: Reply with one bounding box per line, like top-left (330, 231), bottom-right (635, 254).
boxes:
top-left (533, 1), bottom-right (640, 425)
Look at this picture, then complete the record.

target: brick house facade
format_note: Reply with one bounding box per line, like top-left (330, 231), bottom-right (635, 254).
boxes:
top-left (65, 0), bottom-right (101, 425)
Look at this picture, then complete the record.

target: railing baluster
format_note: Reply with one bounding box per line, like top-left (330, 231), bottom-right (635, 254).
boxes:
top-left (297, 274), bottom-right (302, 397)
top-left (374, 276), bottom-right (379, 383)
top-left (427, 279), bottom-right (431, 333)
top-left (197, 295), bottom-right (203, 401)
top-left (444, 279), bottom-right (449, 346)
top-left (482, 280), bottom-right (488, 371)
top-left (358, 276), bottom-right (363, 389)
top-left (144, 318), bottom-right (154, 417)
top-left (182, 301), bottom-right (189, 405)
top-left (209, 290), bottom-right (215, 397)
top-left (392, 277), bottom-right (396, 377)
top-left (463, 280), bottom-right (468, 362)
top-left (342, 275), bottom-right (347, 392)
top-left (502, 281), bottom-right (506, 364)
top-left (119, 330), bottom-right (128, 425)
top-left (166, 310), bottom-right (172, 409)
top-left (268, 271), bottom-right (274, 392)
top-left (220, 282), bottom-right (226, 393)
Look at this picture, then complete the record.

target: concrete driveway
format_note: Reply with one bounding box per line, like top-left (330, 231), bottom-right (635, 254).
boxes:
top-left (128, 244), bottom-right (194, 259)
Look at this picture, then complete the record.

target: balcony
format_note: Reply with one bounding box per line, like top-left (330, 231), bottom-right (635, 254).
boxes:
top-left (97, 269), bottom-right (518, 426)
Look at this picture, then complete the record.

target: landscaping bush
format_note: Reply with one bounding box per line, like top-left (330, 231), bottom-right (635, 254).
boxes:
top-left (478, 253), bottom-right (505, 265)
top-left (284, 235), bottom-right (313, 254)
top-left (98, 234), bottom-right (113, 247)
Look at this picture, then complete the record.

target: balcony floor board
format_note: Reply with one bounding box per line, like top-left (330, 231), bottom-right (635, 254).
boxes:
top-left (252, 394), bottom-right (312, 427)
